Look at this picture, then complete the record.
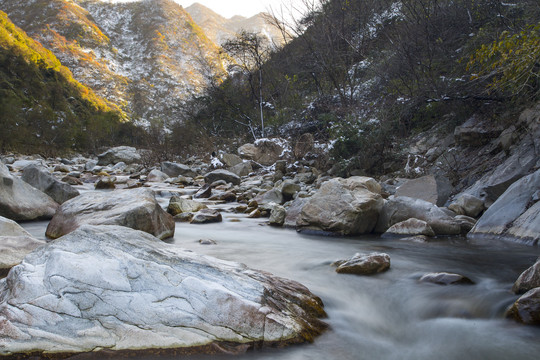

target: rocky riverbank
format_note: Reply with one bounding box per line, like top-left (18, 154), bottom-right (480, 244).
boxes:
top-left (0, 103), bottom-right (539, 356)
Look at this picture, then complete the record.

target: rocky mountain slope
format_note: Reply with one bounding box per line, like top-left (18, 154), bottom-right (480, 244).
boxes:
top-left (185, 2), bottom-right (284, 45)
top-left (0, 10), bottom-right (126, 153)
top-left (0, 0), bottom-right (225, 125)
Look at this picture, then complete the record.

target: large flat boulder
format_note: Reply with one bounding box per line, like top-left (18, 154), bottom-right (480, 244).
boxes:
top-left (468, 169), bottom-right (540, 245)
top-left (296, 177), bottom-right (384, 235)
top-left (0, 163), bottom-right (58, 221)
top-left (0, 225), bottom-right (326, 357)
top-left (375, 196), bottom-right (461, 235)
top-left (21, 164), bottom-right (79, 204)
top-left (45, 188), bottom-right (174, 240)
top-left (97, 146), bottom-right (141, 166)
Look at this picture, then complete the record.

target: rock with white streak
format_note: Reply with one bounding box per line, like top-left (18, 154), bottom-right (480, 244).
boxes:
top-left (45, 188), bottom-right (174, 240)
top-left (0, 225), bottom-right (326, 357)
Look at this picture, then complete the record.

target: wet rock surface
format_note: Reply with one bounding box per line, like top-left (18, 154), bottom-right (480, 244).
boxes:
top-left (418, 272), bottom-right (474, 285)
top-left (333, 252), bottom-right (391, 275)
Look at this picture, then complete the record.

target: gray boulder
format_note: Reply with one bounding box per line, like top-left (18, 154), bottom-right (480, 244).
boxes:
top-left (190, 209), bottom-right (223, 224)
top-left (395, 175), bottom-right (451, 207)
top-left (468, 169), bottom-right (540, 244)
top-left (97, 146), bottom-right (141, 166)
top-left (281, 180), bottom-right (301, 201)
top-left (297, 177), bottom-right (384, 235)
top-left (0, 225), bottom-right (327, 357)
top-left (448, 193), bottom-right (485, 217)
top-left (21, 165), bottom-right (79, 204)
top-left (45, 188), bottom-right (174, 240)
top-left (237, 143), bottom-right (258, 160)
top-left (0, 216), bottom-right (32, 237)
top-left (204, 169), bottom-right (240, 186)
top-left (384, 218), bottom-right (435, 237)
top-left (161, 162), bottom-right (198, 178)
top-left (269, 205), bottom-right (286, 226)
top-left (238, 139), bottom-right (290, 166)
top-left (0, 235), bottom-right (44, 276)
top-left (146, 169), bottom-right (169, 182)
top-left (167, 196), bottom-right (207, 215)
top-left (513, 259), bottom-right (540, 295)
top-left (333, 252), bottom-right (391, 275)
top-left (418, 272), bottom-right (474, 285)
top-left (465, 140), bottom-right (537, 206)
top-left (0, 216), bottom-right (44, 274)
top-left (220, 153), bottom-right (243, 168)
top-left (375, 196), bottom-right (461, 235)
top-left (255, 188), bottom-right (284, 206)
top-left (0, 163), bottom-right (58, 221)
top-left (229, 161), bottom-right (252, 177)
top-left (284, 197), bottom-right (308, 228)
top-left (506, 287), bottom-right (540, 325)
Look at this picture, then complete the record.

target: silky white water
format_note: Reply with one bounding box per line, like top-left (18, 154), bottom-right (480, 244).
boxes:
top-left (21, 206), bottom-right (540, 360)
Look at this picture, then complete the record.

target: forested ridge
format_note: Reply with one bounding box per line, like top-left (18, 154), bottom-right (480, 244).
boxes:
top-left (0, 10), bottom-right (135, 154)
top-left (1, 0), bottom-right (539, 167)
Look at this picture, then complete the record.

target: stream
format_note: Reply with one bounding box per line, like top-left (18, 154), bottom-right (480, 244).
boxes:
top-left (20, 193), bottom-right (540, 360)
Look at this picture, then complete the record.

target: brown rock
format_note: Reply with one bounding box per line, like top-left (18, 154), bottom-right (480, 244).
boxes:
top-left (333, 253), bottom-right (390, 275)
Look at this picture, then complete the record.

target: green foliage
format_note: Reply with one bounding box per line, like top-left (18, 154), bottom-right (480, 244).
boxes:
top-left (0, 11), bottom-right (134, 155)
top-left (468, 24), bottom-right (540, 100)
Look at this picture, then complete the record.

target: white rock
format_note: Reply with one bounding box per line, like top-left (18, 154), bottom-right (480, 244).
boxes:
top-left (0, 225), bottom-right (326, 356)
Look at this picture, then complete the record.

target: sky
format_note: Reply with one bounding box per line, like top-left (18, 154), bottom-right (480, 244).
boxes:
top-left (173, 1), bottom-right (307, 19)
top-left (108, 1), bottom-right (311, 21)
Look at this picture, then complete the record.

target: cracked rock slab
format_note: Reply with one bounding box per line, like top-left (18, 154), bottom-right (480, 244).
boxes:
top-left (0, 225), bottom-right (326, 357)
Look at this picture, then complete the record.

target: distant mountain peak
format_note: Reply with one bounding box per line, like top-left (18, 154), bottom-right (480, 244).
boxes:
top-left (185, 2), bottom-right (283, 45)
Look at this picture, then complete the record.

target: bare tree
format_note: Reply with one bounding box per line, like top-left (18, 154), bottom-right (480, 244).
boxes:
top-left (222, 31), bottom-right (273, 138)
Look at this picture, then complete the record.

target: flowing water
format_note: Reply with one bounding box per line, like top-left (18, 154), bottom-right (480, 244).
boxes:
top-left (21, 200), bottom-right (540, 360)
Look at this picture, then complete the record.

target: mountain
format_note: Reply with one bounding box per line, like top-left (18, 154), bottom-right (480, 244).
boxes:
top-left (0, 0), bottom-right (225, 125)
top-left (185, 2), bottom-right (284, 46)
top-left (0, 10), bottom-right (127, 153)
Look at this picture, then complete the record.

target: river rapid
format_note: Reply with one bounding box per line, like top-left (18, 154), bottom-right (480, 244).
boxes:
top-left (21, 197), bottom-right (540, 360)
